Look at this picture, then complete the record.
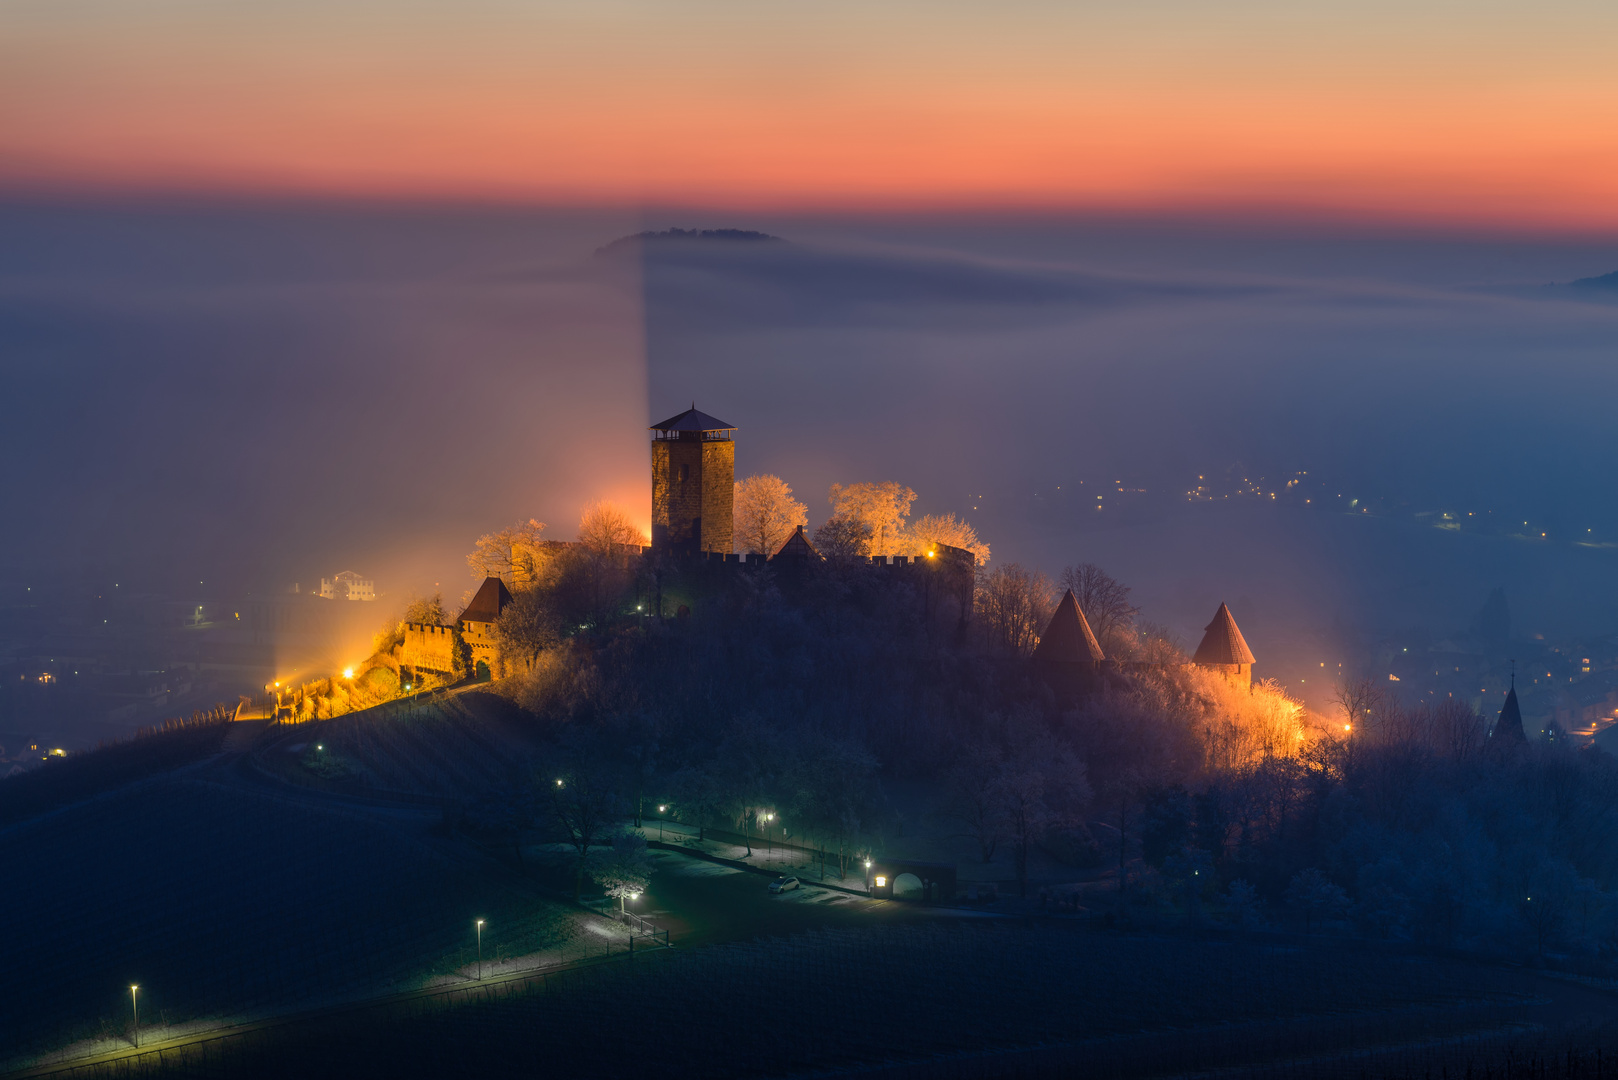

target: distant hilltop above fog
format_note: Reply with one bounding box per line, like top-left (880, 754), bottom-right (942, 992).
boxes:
top-left (596, 228), bottom-right (784, 256)
top-left (1558, 269), bottom-right (1618, 291)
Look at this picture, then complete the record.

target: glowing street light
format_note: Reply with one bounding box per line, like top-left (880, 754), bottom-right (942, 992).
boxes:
top-left (475, 919), bottom-right (485, 981)
top-left (130, 985), bottom-right (139, 1048)
top-left (657, 805), bottom-right (667, 841)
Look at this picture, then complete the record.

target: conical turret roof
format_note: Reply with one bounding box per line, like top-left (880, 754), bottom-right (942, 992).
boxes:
top-left (1493, 685), bottom-right (1527, 742)
top-left (1034, 590), bottom-right (1106, 664)
top-left (1192, 603), bottom-right (1256, 666)
top-left (460, 576), bottom-right (513, 625)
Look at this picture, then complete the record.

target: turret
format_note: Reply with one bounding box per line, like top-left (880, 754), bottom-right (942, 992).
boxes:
top-left (1192, 602), bottom-right (1255, 684)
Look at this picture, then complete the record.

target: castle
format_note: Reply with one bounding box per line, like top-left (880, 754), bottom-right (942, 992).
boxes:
top-left (400, 404), bottom-right (1244, 688)
top-left (398, 404), bottom-right (977, 681)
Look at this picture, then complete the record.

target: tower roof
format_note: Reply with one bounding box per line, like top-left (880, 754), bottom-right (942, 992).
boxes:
top-left (770, 524), bottom-right (821, 562)
top-left (1493, 685), bottom-right (1527, 742)
top-left (460, 576), bottom-right (513, 625)
top-left (1034, 590), bottom-right (1106, 664)
top-left (650, 406), bottom-right (736, 434)
top-left (1192, 603), bottom-right (1256, 666)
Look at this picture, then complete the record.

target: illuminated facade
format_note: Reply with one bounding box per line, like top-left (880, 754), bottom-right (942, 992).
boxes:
top-left (650, 407), bottom-right (735, 555)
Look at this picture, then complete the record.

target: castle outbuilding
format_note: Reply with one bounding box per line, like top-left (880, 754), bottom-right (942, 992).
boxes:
top-left (458, 576), bottom-right (513, 679)
top-left (400, 575), bottom-right (512, 683)
top-left (651, 406), bottom-right (735, 555)
top-left (1192, 603), bottom-right (1256, 684)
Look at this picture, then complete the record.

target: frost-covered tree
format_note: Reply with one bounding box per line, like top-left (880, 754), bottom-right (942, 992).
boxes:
top-left (591, 831), bottom-right (653, 913)
top-left (906, 513), bottom-right (990, 567)
top-left (468, 519), bottom-right (550, 587)
top-left (827, 482), bottom-right (916, 557)
top-left (733, 474), bottom-right (808, 556)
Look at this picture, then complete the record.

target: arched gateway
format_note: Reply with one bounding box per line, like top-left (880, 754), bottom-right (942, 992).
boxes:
top-left (868, 860), bottom-right (957, 902)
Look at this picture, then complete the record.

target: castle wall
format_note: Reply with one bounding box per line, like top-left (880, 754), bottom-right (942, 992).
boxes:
top-left (401, 623), bottom-right (455, 675)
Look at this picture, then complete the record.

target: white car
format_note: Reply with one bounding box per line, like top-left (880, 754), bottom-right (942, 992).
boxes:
top-left (769, 876), bottom-right (801, 894)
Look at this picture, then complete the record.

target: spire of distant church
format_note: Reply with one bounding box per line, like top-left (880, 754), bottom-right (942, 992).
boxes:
top-left (1494, 660), bottom-right (1526, 743)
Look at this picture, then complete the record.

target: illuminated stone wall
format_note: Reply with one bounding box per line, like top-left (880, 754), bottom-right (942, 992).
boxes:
top-left (651, 435), bottom-right (734, 553)
top-left (400, 622), bottom-right (455, 675)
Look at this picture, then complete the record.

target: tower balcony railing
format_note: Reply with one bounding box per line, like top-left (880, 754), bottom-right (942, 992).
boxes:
top-left (651, 429), bottom-right (735, 441)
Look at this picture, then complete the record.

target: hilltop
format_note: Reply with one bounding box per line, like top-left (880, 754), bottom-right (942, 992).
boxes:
top-left (595, 227), bottom-right (783, 256)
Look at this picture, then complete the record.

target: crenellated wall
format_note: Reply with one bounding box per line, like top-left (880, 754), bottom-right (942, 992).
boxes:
top-left (401, 622), bottom-right (456, 675)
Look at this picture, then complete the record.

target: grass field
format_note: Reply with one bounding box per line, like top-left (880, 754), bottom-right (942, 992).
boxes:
top-left (0, 772), bottom-right (620, 1070)
top-left (34, 923), bottom-right (1591, 1079)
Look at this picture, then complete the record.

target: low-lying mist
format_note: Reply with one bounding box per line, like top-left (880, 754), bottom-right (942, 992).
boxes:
top-left (3, 201), bottom-right (1617, 717)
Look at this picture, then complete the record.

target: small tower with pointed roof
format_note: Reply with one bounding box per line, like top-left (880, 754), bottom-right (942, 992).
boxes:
top-left (650, 406), bottom-right (736, 555)
top-left (1492, 670), bottom-right (1527, 744)
top-left (1034, 589), bottom-right (1107, 702)
top-left (1192, 603), bottom-right (1256, 684)
top-left (459, 575), bottom-right (514, 679)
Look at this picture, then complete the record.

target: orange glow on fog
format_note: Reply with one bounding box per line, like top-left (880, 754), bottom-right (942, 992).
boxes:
top-left (4, 3), bottom-right (1618, 228)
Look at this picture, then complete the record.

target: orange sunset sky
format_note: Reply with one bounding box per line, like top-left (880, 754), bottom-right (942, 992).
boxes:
top-left (4, 1), bottom-right (1618, 227)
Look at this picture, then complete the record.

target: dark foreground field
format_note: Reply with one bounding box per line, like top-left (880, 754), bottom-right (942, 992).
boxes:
top-left (15, 924), bottom-right (1618, 1079)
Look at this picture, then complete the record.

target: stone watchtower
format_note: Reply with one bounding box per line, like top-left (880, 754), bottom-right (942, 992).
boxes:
top-left (650, 406), bottom-right (735, 554)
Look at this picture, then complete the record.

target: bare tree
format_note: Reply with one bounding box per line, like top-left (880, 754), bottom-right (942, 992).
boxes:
top-left (945, 754), bottom-right (1008, 863)
top-left (1332, 675), bottom-right (1382, 738)
top-left (468, 519), bottom-right (550, 587)
top-left (570, 502), bottom-right (648, 626)
top-left (1059, 563), bottom-right (1139, 652)
top-left (827, 482), bottom-right (916, 556)
top-left (907, 513), bottom-right (990, 567)
top-left (547, 761), bottom-right (623, 900)
top-left (492, 587), bottom-right (560, 669)
top-left (812, 517), bottom-right (872, 561)
top-left (978, 563), bottom-right (1054, 656)
top-left (733, 474), bottom-right (808, 556)
top-left (578, 501), bottom-right (647, 553)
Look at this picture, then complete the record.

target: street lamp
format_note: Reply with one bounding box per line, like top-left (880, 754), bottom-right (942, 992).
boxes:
top-left (130, 985), bottom-right (139, 1048)
top-left (657, 805), bottom-right (667, 841)
top-left (763, 812), bottom-right (775, 857)
top-left (864, 859), bottom-right (872, 891)
top-left (475, 919), bottom-right (485, 980)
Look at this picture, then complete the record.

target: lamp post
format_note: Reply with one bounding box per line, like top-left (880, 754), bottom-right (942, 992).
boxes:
top-left (130, 985), bottom-right (139, 1048)
top-left (657, 805), bottom-right (666, 841)
top-left (763, 812), bottom-right (775, 858)
top-left (865, 860), bottom-right (872, 892)
top-left (475, 919), bottom-right (485, 981)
